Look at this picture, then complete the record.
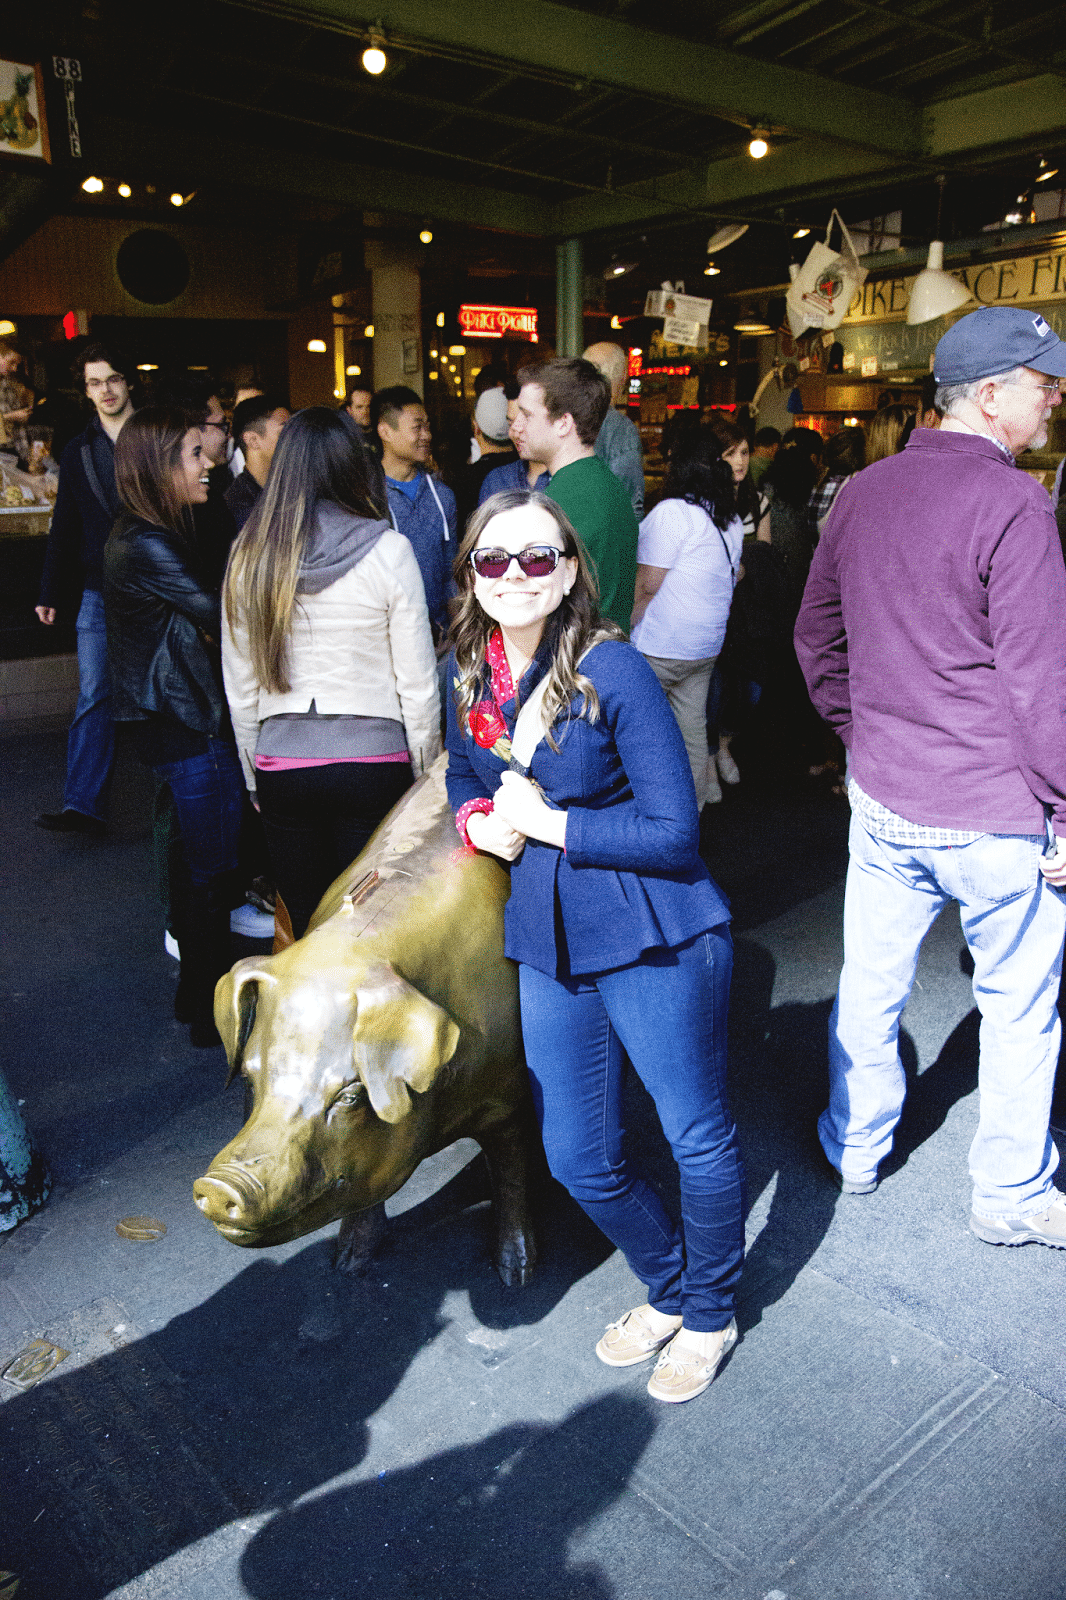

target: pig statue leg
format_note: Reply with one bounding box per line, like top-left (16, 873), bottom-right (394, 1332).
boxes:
top-left (334, 1202), bottom-right (389, 1274)
top-left (479, 1115), bottom-right (537, 1288)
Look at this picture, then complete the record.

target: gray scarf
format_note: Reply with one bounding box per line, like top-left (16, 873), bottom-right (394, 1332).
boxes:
top-left (297, 501), bottom-right (390, 594)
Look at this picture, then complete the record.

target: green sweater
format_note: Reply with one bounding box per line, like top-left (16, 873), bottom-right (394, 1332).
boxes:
top-left (545, 455), bottom-right (638, 631)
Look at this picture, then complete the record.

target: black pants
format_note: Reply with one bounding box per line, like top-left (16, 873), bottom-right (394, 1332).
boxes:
top-left (256, 760), bottom-right (413, 939)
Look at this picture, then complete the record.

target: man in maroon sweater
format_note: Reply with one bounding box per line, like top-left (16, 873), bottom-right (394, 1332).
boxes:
top-left (795, 306), bottom-right (1066, 1247)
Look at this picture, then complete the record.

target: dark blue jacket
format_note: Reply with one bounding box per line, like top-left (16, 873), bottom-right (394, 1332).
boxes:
top-left (446, 638), bottom-right (729, 978)
top-left (384, 471), bottom-right (457, 635)
top-left (38, 415), bottom-right (121, 612)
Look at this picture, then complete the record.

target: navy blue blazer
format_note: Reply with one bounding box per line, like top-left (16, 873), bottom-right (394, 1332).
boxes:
top-left (445, 638), bottom-right (729, 978)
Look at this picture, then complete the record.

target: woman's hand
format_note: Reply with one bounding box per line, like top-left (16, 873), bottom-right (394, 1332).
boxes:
top-left (466, 807), bottom-right (525, 862)
top-left (493, 771), bottom-right (568, 850)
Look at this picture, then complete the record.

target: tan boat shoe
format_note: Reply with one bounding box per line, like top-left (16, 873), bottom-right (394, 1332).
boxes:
top-left (595, 1304), bottom-right (683, 1368)
top-left (646, 1320), bottom-right (738, 1403)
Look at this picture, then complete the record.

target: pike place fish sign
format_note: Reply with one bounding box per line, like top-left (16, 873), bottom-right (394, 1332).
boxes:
top-left (846, 247), bottom-right (1066, 325)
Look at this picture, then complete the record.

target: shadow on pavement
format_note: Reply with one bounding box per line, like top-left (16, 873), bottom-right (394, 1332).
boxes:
top-left (0, 1168), bottom-right (614, 1600)
top-left (240, 1392), bottom-right (656, 1600)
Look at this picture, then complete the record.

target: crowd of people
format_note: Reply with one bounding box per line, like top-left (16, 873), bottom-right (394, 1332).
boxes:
top-left (29, 308), bottom-right (1066, 1405)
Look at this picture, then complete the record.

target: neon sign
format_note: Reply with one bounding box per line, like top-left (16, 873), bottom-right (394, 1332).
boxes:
top-left (458, 304), bottom-right (538, 340)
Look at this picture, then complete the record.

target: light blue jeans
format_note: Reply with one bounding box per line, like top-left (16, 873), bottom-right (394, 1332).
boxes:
top-left (820, 815), bottom-right (1066, 1218)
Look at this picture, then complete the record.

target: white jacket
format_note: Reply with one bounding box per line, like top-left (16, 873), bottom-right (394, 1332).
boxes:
top-left (223, 527), bottom-right (441, 792)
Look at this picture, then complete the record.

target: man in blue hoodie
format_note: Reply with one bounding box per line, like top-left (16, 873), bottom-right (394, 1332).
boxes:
top-left (35, 341), bottom-right (135, 835)
top-left (371, 386), bottom-right (456, 642)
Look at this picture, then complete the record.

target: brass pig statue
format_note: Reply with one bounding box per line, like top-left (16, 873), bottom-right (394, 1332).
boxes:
top-left (193, 754), bottom-right (536, 1286)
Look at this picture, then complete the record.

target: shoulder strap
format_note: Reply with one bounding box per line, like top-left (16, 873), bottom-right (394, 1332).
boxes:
top-left (507, 641), bottom-right (599, 775)
top-left (81, 439), bottom-right (112, 516)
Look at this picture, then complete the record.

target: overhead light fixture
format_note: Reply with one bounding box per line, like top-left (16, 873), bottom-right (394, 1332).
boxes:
top-left (792, 226), bottom-right (810, 239)
top-left (81, 176), bottom-right (104, 193)
top-left (362, 27), bottom-right (387, 74)
top-left (705, 224), bottom-right (748, 254)
top-left (436, 312), bottom-right (445, 327)
top-left (907, 175), bottom-right (974, 325)
top-left (170, 192), bottom-right (187, 207)
top-left (1035, 157), bottom-right (1059, 183)
top-left (137, 363), bottom-right (158, 371)
top-left (733, 318), bottom-right (774, 334)
top-left (719, 359), bottom-right (729, 367)
top-left (907, 241), bottom-right (973, 325)
top-left (430, 348), bottom-right (438, 358)
top-left (449, 344), bottom-right (466, 356)
top-left (307, 339), bottom-right (328, 353)
top-left (346, 364), bottom-right (361, 376)
top-left (0, 319), bottom-right (16, 336)
top-left (604, 256), bottom-right (637, 279)
top-left (610, 315), bottom-right (623, 329)
top-left (704, 263), bottom-right (720, 277)
top-left (364, 324), bottom-right (375, 338)
top-left (118, 183), bottom-right (132, 198)
top-left (429, 370), bottom-right (438, 380)
top-left (419, 228), bottom-right (433, 244)
top-left (748, 131), bottom-right (769, 160)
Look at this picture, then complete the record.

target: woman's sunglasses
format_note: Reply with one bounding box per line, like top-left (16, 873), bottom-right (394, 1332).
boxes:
top-left (470, 545), bottom-right (564, 580)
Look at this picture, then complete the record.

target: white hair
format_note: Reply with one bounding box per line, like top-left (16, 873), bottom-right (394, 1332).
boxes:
top-left (935, 365), bottom-right (1028, 418)
top-left (583, 342), bottom-right (628, 396)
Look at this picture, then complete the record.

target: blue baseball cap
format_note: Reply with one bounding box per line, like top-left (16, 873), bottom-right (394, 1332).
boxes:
top-left (934, 306), bottom-right (1066, 383)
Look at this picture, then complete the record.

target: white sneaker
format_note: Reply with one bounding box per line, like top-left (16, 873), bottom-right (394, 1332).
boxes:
top-left (703, 760), bottom-right (723, 806)
top-left (716, 744), bottom-right (741, 785)
top-left (230, 901), bottom-right (275, 938)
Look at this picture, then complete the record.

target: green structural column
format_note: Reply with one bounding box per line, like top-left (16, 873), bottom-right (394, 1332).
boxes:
top-left (555, 237), bottom-right (584, 357)
top-left (0, 1069), bottom-right (51, 1233)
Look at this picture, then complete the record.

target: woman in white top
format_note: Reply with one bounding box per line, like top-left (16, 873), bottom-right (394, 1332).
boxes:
top-left (631, 427), bottom-right (743, 809)
top-left (223, 408), bottom-right (441, 937)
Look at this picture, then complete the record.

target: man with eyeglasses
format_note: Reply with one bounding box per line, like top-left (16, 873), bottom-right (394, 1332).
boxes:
top-left (795, 306), bottom-right (1066, 1249)
top-left (34, 341), bottom-right (135, 835)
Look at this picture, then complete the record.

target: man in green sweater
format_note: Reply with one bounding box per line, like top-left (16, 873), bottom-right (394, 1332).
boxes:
top-left (513, 358), bottom-right (638, 631)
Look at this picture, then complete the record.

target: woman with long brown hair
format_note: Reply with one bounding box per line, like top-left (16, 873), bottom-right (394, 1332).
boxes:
top-left (223, 406), bottom-right (440, 939)
top-left (447, 489), bottom-right (745, 1405)
top-left (104, 405), bottom-right (244, 1047)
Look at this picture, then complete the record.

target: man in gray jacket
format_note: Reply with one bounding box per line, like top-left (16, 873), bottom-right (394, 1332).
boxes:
top-left (584, 342), bottom-right (644, 519)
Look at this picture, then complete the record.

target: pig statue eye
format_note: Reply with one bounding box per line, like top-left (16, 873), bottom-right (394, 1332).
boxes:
top-left (327, 1082), bottom-right (367, 1122)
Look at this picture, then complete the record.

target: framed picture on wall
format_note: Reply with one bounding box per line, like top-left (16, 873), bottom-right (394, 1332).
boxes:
top-left (0, 62), bottom-right (50, 164)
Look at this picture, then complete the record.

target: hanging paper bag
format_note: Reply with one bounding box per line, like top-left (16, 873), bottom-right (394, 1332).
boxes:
top-left (786, 209), bottom-right (867, 332)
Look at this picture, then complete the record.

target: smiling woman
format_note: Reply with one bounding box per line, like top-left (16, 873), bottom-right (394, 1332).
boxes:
top-left (445, 487), bottom-right (748, 1405)
top-left (103, 405), bottom-right (246, 1048)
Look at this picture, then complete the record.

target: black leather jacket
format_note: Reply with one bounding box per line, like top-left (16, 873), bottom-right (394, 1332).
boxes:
top-left (103, 511), bottom-right (226, 733)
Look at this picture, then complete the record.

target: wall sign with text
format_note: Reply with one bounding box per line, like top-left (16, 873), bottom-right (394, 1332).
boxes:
top-left (458, 305), bottom-right (538, 340)
top-left (845, 247), bottom-right (1066, 325)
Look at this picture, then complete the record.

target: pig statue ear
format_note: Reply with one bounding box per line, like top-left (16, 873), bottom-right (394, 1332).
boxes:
top-left (216, 958), bottom-right (276, 1087)
top-left (352, 962), bottom-right (461, 1124)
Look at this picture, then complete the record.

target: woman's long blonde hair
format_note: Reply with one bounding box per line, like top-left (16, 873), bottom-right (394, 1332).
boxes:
top-left (224, 407), bottom-right (384, 693)
top-left (449, 490), bottom-right (623, 751)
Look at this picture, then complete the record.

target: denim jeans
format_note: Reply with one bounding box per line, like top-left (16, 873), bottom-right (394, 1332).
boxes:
top-left (821, 814), bottom-right (1066, 1217)
top-left (519, 927), bottom-right (746, 1331)
top-left (63, 589), bottom-right (115, 821)
top-left (152, 737), bottom-right (244, 888)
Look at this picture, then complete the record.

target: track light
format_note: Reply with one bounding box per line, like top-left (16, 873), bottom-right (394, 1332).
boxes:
top-left (748, 131), bottom-right (769, 159)
top-left (1035, 156), bottom-right (1059, 183)
top-left (362, 28), bottom-right (387, 74)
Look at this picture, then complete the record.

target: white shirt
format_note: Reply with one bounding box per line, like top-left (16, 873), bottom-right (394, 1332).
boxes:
top-left (631, 499), bottom-right (743, 661)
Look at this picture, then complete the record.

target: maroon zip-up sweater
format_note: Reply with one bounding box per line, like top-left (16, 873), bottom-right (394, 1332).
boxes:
top-left (795, 428), bottom-right (1066, 835)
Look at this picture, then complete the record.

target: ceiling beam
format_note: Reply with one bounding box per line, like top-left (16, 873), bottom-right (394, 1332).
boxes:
top-left (228, 0), bottom-right (924, 157)
top-left (549, 138), bottom-right (907, 236)
top-left (926, 75), bottom-right (1066, 162)
top-left (92, 115), bottom-right (552, 234)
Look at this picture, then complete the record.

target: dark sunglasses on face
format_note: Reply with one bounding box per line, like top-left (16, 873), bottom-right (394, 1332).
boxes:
top-left (470, 545), bottom-right (565, 580)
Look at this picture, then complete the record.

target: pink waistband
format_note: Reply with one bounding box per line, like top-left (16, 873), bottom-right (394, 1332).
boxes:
top-left (254, 752), bottom-right (410, 771)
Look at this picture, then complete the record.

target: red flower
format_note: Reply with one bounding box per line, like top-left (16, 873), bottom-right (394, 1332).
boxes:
top-left (470, 700), bottom-right (508, 749)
